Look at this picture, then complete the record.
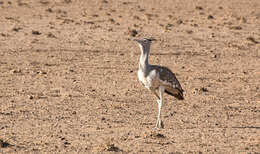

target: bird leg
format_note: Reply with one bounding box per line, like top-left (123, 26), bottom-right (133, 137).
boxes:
top-left (156, 86), bottom-right (165, 128)
top-left (152, 90), bottom-right (160, 100)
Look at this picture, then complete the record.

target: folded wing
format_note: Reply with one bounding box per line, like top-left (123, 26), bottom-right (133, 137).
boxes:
top-left (153, 65), bottom-right (184, 100)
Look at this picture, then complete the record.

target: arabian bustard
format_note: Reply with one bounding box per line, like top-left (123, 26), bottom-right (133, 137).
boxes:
top-left (134, 38), bottom-right (184, 128)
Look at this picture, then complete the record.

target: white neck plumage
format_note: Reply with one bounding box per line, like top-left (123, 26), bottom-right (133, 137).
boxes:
top-left (139, 44), bottom-right (150, 71)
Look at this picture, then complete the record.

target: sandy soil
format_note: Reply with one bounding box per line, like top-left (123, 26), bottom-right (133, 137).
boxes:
top-left (0, 0), bottom-right (260, 153)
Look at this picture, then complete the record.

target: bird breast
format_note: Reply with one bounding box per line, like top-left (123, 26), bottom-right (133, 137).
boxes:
top-left (138, 69), bottom-right (159, 90)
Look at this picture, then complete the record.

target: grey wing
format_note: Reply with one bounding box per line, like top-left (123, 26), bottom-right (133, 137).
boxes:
top-left (155, 66), bottom-right (184, 100)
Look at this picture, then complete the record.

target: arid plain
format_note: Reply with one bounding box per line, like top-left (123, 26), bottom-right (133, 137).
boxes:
top-left (0, 0), bottom-right (259, 153)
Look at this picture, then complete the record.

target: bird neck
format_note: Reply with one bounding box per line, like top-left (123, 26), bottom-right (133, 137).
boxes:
top-left (139, 45), bottom-right (150, 71)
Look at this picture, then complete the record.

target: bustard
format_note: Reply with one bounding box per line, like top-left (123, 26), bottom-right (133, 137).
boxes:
top-left (134, 38), bottom-right (184, 128)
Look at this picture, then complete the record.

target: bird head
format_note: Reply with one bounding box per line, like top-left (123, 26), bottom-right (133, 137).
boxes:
top-left (134, 38), bottom-right (155, 46)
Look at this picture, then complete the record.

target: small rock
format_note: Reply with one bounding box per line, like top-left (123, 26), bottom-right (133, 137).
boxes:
top-left (192, 23), bottom-right (198, 27)
top-left (155, 133), bottom-right (165, 138)
top-left (212, 54), bottom-right (217, 58)
top-left (151, 132), bottom-right (166, 138)
top-left (109, 18), bottom-right (115, 23)
top-left (36, 71), bottom-right (47, 74)
top-left (13, 27), bottom-right (22, 32)
top-left (32, 30), bottom-right (41, 35)
top-left (168, 15), bottom-right (173, 18)
top-left (243, 71), bottom-right (248, 74)
top-left (230, 26), bottom-right (242, 30)
top-left (176, 19), bottom-right (183, 24)
top-left (208, 15), bottom-right (214, 19)
top-left (201, 87), bottom-right (208, 92)
top-left (10, 69), bottom-right (21, 73)
top-left (106, 144), bottom-right (120, 152)
top-left (29, 95), bottom-right (34, 99)
top-left (64, 141), bottom-right (70, 145)
top-left (46, 8), bottom-right (53, 12)
top-left (0, 139), bottom-right (12, 148)
top-left (165, 23), bottom-right (173, 30)
top-left (195, 6), bottom-right (203, 10)
top-left (47, 32), bottom-right (56, 38)
top-left (129, 29), bottom-right (138, 37)
top-left (133, 15), bottom-right (140, 20)
top-left (170, 111), bottom-right (176, 116)
top-left (1, 33), bottom-right (7, 37)
top-left (247, 36), bottom-right (259, 44)
top-left (41, 71), bottom-right (47, 74)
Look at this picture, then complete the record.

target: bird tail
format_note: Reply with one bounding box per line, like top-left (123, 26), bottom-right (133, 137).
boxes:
top-left (165, 89), bottom-right (184, 100)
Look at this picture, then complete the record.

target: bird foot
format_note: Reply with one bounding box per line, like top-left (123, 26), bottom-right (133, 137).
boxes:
top-left (155, 120), bottom-right (164, 129)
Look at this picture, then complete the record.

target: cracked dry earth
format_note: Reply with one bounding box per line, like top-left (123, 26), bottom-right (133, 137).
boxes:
top-left (0, 0), bottom-right (260, 153)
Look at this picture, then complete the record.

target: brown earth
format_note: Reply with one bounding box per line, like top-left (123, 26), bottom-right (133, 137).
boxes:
top-left (0, 0), bottom-right (260, 153)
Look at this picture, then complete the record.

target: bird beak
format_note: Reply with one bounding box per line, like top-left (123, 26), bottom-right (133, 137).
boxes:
top-left (133, 38), bottom-right (156, 42)
top-left (133, 38), bottom-right (141, 43)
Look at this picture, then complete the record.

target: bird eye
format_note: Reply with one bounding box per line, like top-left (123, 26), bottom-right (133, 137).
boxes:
top-left (144, 39), bottom-right (150, 43)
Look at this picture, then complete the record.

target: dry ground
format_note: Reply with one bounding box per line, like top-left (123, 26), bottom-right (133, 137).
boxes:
top-left (0, 0), bottom-right (260, 153)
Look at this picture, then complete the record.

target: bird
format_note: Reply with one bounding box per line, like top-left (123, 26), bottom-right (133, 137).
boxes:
top-left (134, 38), bottom-right (184, 128)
